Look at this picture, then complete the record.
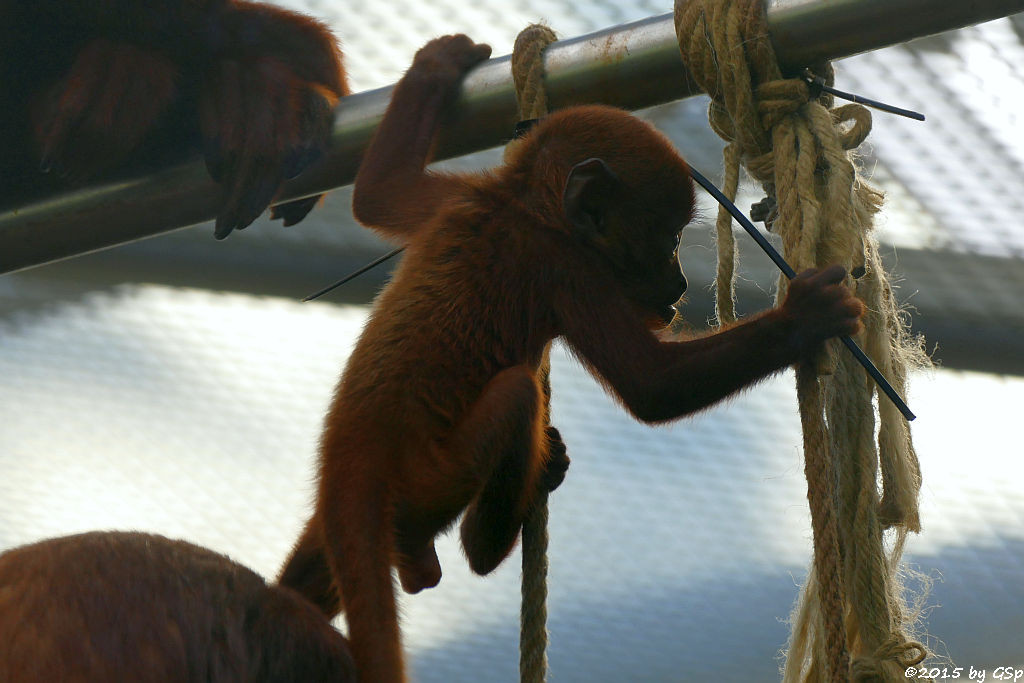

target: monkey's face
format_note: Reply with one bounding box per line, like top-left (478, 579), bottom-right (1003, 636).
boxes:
top-left (661, 229), bottom-right (690, 324)
top-left (588, 196), bottom-right (691, 328)
top-left (625, 217), bottom-right (690, 329)
top-left (630, 163), bottom-right (695, 328)
top-left (606, 175), bottom-right (694, 328)
top-left (562, 155), bottom-right (694, 329)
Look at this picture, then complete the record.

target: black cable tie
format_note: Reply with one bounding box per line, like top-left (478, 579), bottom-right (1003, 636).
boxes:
top-left (803, 70), bottom-right (926, 121)
top-left (302, 247), bottom-right (405, 301)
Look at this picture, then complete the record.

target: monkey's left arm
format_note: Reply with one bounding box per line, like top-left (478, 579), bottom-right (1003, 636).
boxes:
top-left (352, 35), bottom-right (491, 239)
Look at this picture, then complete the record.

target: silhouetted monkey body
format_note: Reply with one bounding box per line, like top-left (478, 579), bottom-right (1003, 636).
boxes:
top-left (0, 531), bottom-right (355, 682)
top-left (0, 1), bottom-right (348, 237)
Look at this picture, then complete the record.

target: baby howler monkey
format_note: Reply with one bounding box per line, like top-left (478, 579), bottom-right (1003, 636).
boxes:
top-left (279, 34), bottom-right (865, 683)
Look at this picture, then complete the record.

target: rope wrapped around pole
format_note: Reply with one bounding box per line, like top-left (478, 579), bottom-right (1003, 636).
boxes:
top-left (673, 1), bottom-right (931, 679)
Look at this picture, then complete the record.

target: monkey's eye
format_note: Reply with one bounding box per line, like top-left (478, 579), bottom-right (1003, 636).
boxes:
top-left (668, 229), bottom-right (683, 254)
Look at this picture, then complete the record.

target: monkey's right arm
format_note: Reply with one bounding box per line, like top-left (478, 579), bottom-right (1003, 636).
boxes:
top-left (352, 35), bottom-right (491, 238)
top-left (560, 265), bottom-right (864, 424)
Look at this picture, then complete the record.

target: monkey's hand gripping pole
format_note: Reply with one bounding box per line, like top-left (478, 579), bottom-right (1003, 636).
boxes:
top-left (688, 166), bottom-right (915, 421)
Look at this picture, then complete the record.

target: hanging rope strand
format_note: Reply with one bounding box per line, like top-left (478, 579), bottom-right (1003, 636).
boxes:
top-left (673, 1), bottom-right (929, 680)
top-left (507, 23), bottom-right (558, 683)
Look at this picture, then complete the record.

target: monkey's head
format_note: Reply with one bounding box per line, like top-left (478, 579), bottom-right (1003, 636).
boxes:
top-left (514, 105), bottom-right (696, 328)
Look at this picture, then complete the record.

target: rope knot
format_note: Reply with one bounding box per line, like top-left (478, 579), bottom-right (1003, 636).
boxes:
top-left (850, 638), bottom-right (927, 681)
top-left (756, 78), bottom-right (811, 130)
top-left (744, 150), bottom-right (776, 185)
top-left (832, 103), bottom-right (874, 150)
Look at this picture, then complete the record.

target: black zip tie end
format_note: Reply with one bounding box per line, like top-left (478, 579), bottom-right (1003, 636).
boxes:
top-left (302, 247), bottom-right (405, 302)
top-left (803, 70), bottom-right (926, 122)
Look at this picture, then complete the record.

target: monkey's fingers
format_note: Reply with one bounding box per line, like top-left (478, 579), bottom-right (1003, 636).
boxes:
top-left (268, 87), bottom-right (335, 227)
top-left (456, 40), bottom-right (493, 70)
top-left (788, 265), bottom-right (851, 306)
top-left (284, 86), bottom-right (335, 180)
top-left (34, 46), bottom-right (110, 174)
top-left (270, 195), bottom-right (322, 226)
top-left (833, 296), bottom-right (866, 337)
top-left (214, 156), bottom-right (284, 239)
top-left (807, 263), bottom-right (849, 286)
top-left (37, 40), bottom-right (178, 182)
top-left (413, 35), bottom-right (492, 81)
top-left (204, 62), bottom-right (337, 236)
top-left (434, 34), bottom-right (493, 66)
top-left (541, 450), bottom-right (570, 493)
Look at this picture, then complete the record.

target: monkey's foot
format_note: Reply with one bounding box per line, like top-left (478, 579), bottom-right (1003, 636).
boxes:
top-left (541, 426), bottom-right (570, 493)
top-left (397, 544), bottom-right (442, 594)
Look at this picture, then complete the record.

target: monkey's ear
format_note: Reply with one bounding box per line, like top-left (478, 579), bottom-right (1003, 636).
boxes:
top-left (563, 157), bottom-right (620, 237)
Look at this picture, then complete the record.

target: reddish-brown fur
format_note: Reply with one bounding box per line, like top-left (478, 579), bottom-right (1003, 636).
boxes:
top-left (0, 531), bottom-right (355, 682)
top-left (0, 0), bottom-right (348, 238)
top-left (278, 35), bottom-right (865, 683)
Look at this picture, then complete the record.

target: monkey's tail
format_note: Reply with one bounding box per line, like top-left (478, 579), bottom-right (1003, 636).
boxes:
top-left (321, 468), bottom-right (407, 683)
top-left (277, 519), bottom-right (345, 617)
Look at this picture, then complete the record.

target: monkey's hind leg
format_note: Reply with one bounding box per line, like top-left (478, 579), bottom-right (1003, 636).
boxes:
top-left (453, 365), bottom-right (548, 576)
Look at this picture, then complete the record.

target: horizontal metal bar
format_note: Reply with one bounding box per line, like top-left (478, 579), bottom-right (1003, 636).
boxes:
top-left (2, 0), bottom-right (1022, 274)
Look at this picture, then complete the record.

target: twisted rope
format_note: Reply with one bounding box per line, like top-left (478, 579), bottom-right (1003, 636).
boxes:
top-left (507, 23), bottom-right (558, 683)
top-left (673, 1), bottom-right (930, 680)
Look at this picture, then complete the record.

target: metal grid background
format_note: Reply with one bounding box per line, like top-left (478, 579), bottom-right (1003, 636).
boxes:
top-left (2, 1), bottom-right (1024, 680)
top-left (1, 289), bottom-right (1022, 680)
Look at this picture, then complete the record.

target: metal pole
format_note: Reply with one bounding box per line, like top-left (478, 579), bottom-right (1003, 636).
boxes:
top-left (2, 0), bottom-right (1022, 274)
